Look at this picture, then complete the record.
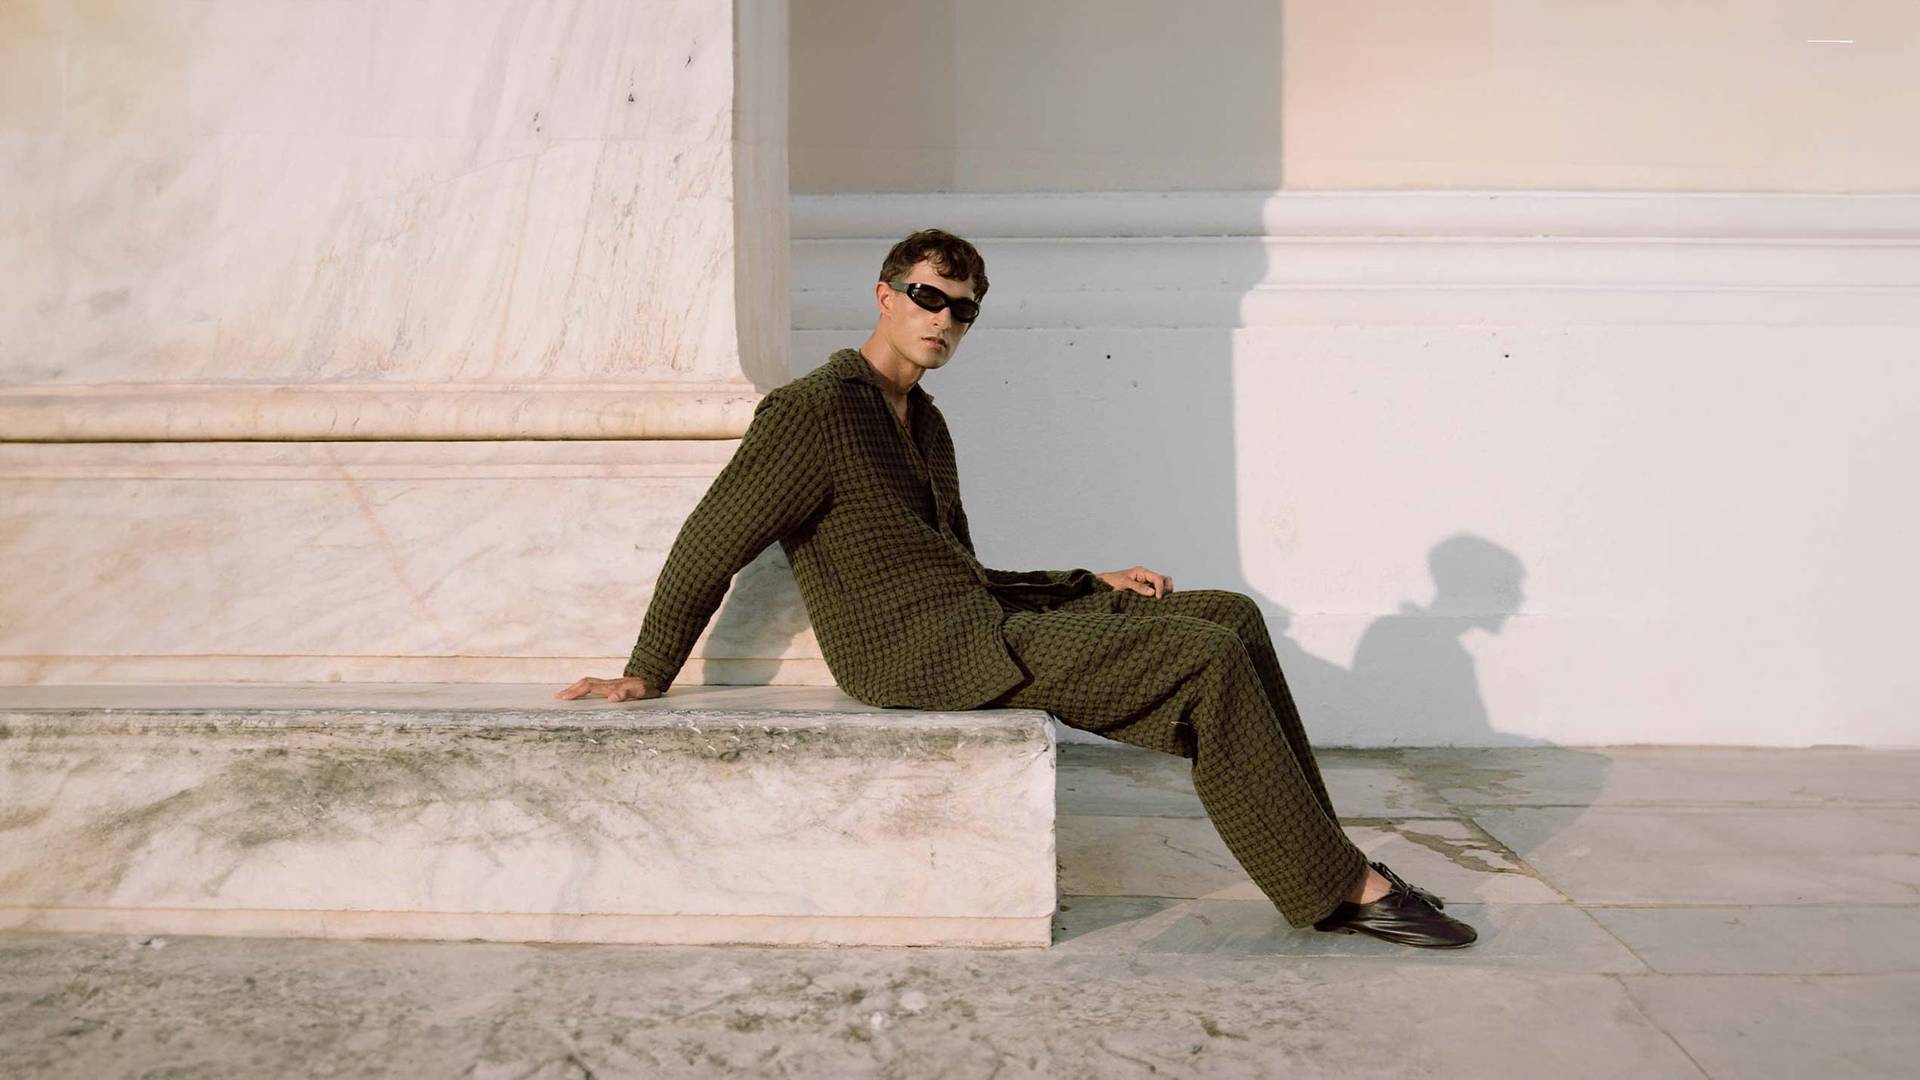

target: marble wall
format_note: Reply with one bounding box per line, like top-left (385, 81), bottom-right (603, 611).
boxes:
top-left (0, 439), bottom-right (822, 685)
top-left (2, 0), bottom-right (789, 417)
top-left (1, 1), bottom-right (804, 684)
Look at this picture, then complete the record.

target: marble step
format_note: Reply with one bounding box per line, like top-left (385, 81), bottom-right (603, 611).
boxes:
top-left (0, 684), bottom-right (1057, 948)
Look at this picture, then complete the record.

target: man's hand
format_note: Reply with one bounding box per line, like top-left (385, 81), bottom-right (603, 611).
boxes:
top-left (554, 676), bottom-right (660, 702)
top-left (1098, 566), bottom-right (1174, 598)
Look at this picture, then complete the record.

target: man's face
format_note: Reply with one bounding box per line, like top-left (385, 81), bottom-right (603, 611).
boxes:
top-left (878, 259), bottom-right (975, 373)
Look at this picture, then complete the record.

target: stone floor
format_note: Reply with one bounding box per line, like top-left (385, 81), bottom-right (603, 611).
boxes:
top-left (4, 744), bottom-right (1917, 1079)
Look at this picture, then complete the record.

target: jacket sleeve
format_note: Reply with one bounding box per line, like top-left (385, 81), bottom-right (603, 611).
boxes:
top-left (624, 386), bottom-right (831, 689)
top-left (944, 424), bottom-right (1111, 599)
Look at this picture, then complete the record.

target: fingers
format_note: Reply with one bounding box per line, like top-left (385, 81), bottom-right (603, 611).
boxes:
top-left (554, 677), bottom-right (597, 700)
top-left (1128, 566), bottom-right (1173, 598)
top-left (557, 676), bottom-right (665, 704)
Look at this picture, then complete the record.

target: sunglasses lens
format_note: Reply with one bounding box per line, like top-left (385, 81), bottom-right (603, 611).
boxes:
top-left (898, 282), bottom-right (979, 323)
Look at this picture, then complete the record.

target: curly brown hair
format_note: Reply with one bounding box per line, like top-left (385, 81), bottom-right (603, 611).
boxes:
top-left (878, 228), bottom-right (989, 302)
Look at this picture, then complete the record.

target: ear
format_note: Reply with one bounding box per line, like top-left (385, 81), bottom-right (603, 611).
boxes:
top-left (873, 280), bottom-right (892, 318)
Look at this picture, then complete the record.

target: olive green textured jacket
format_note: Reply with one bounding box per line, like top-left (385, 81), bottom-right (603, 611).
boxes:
top-left (625, 347), bottom-right (1112, 709)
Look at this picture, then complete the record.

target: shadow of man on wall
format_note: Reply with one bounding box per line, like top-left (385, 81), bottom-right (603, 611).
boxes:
top-left (1272, 532), bottom-right (1612, 817)
top-left (1345, 533), bottom-right (1539, 747)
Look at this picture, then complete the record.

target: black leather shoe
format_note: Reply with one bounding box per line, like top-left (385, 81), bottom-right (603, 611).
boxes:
top-left (1371, 859), bottom-right (1444, 909)
top-left (1313, 876), bottom-right (1478, 948)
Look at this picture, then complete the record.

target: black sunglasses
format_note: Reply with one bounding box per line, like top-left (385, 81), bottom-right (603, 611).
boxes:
top-left (886, 280), bottom-right (981, 324)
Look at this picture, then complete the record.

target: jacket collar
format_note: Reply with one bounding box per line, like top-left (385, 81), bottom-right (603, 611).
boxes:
top-left (828, 348), bottom-right (935, 402)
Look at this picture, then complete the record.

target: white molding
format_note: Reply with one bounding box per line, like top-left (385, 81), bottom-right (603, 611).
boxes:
top-left (794, 191), bottom-right (1920, 240)
top-left (793, 192), bottom-right (1920, 329)
top-left (0, 906), bottom-right (1045, 948)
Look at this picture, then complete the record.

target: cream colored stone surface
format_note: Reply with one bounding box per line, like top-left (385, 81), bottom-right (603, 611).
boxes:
top-left (0, 440), bottom-right (828, 685)
top-left (0, 383), bottom-right (762, 441)
top-left (7, 745), bottom-right (1916, 1077)
top-left (1, 0), bottom-right (789, 434)
top-left (0, 683), bottom-right (1058, 946)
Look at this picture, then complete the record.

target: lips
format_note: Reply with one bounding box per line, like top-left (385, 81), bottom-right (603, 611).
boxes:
top-left (922, 338), bottom-right (946, 350)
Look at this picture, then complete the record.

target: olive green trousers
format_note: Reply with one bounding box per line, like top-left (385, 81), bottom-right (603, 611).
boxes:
top-left (986, 587), bottom-right (1369, 928)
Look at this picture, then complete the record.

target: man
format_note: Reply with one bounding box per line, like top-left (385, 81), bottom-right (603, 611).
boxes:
top-left (558, 229), bottom-right (1476, 948)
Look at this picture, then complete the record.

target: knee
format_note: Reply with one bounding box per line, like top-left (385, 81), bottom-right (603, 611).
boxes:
top-left (1223, 590), bottom-right (1263, 624)
top-left (1181, 626), bottom-right (1263, 728)
top-left (1191, 620), bottom-right (1256, 676)
top-left (1155, 615), bottom-right (1259, 692)
top-left (1202, 589), bottom-right (1267, 639)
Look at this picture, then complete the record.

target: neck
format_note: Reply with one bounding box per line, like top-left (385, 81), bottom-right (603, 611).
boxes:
top-left (856, 336), bottom-right (925, 406)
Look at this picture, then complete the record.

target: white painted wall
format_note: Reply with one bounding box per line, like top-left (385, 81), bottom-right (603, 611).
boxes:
top-left (794, 193), bottom-right (1920, 748)
top-left (793, 1), bottom-right (1920, 192)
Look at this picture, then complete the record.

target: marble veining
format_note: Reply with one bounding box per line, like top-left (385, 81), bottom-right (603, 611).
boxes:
top-left (0, 684), bottom-right (1058, 945)
top-left (0, 441), bottom-right (824, 684)
top-left (3, 0), bottom-right (767, 392)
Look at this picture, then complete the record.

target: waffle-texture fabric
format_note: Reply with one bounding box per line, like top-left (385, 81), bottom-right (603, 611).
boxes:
top-left (988, 586), bottom-right (1370, 928)
top-left (624, 347), bottom-right (1113, 710)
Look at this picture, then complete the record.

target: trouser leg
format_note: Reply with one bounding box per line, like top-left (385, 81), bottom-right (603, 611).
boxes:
top-left (987, 602), bottom-right (1368, 928)
top-left (1051, 587), bottom-right (1341, 822)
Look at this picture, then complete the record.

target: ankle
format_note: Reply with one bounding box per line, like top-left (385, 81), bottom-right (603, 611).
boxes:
top-left (1347, 866), bottom-right (1391, 904)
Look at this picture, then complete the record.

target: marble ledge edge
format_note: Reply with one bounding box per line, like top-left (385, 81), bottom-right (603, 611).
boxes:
top-left (0, 906), bottom-right (1056, 948)
top-left (0, 382), bottom-right (765, 441)
top-left (0, 706), bottom-right (1059, 741)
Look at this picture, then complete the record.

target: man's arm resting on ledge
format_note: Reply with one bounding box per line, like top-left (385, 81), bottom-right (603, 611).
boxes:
top-left (558, 387), bottom-right (831, 702)
top-left (950, 494), bottom-right (1170, 598)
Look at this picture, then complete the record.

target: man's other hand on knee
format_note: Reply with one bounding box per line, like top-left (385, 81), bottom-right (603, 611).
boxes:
top-left (1098, 566), bottom-right (1174, 597)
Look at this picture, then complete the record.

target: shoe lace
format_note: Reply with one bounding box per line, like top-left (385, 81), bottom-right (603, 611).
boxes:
top-left (1372, 861), bottom-right (1436, 907)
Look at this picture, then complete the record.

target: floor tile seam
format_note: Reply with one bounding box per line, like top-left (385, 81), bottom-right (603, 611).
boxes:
top-left (1440, 801), bottom-right (1920, 810)
top-left (1396, 747), bottom-right (1920, 754)
top-left (1604, 971), bottom-right (1717, 1079)
top-left (1574, 902), bottom-right (1657, 976)
top-left (1612, 971), bottom-right (1920, 980)
top-left (1623, 967), bottom-right (1920, 977)
top-left (1048, 935), bottom-right (1643, 970)
top-left (1059, 893), bottom-right (1577, 906)
top-left (1050, 948), bottom-right (1566, 968)
top-left (1055, 812), bottom-right (1472, 823)
top-left (1577, 901), bottom-right (1920, 909)
top-left (1566, 898), bottom-right (1920, 907)
top-left (1059, 893), bottom-right (1571, 908)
